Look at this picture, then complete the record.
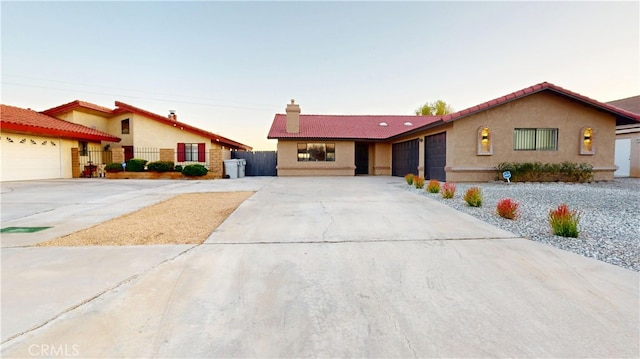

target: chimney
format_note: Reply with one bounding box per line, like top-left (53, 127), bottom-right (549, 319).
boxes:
top-left (168, 110), bottom-right (177, 121)
top-left (286, 99), bottom-right (300, 133)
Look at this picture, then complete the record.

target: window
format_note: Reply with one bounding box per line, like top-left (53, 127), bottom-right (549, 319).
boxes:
top-left (177, 143), bottom-right (206, 162)
top-left (513, 128), bottom-right (558, 151)
top-left (297, 143), bottom-right (335, 161)
top-left (580, 127), bottom-right (594, 155)
top-left (121, 119), bottom-right (130, 134)
top-left (477, 126), bottom-right (492, 155)
top-left (79, 141), bottom-right (88, 156)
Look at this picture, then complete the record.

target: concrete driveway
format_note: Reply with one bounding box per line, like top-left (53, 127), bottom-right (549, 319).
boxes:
top-left (1, 177), bottom-right (638, 358)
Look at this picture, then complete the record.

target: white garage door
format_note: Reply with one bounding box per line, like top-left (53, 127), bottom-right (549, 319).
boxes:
top-left (614, 139), bottom-right (631, 177)
top-left (1, 135), bottom-right (62, 181)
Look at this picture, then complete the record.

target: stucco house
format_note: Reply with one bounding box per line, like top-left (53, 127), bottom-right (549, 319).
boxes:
top-left (607, 95), bottom-right (640, 177)
top-left (1, 105), bottom-right (120, 181)
top-left (268, 82), bottom-right (640, 181)
top-left (1, 100), bottom-right (252, 181)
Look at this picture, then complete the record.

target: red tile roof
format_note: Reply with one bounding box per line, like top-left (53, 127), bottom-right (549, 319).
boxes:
top-left (113, 101), bottom-right (253, 151)
top-left (607, 95), bottom-right (640, 115)
top-left (440, 82), bottom-right (640, 125)
top-left (42, 100), bottom-right (114, 117)
top-left (268, 114), bottom-right (441, 140)
top-left (269, 82), bottom-right (640, 140)
top-left (1, 104), bottom-right (121, 142)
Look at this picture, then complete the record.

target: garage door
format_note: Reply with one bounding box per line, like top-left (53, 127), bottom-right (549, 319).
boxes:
top-left (392, 139), bottom-right (419, 176)
top-left (424, 132), bottom-right (446, 181)
top-left (1, 135), bottom-right (62, 181)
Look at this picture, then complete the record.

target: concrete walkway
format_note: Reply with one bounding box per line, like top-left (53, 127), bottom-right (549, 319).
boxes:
top-left (1, 177), bottom-right (638, 358)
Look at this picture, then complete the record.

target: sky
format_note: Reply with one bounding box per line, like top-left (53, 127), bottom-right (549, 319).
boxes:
top-left (2, 1), bottom-right (638, 151)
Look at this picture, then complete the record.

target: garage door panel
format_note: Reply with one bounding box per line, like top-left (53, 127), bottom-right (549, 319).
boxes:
top-left (392, 139), bottom-right (419, 177)
top-left (425, 132), bottom-right (446, 181)
top-left (1, 136), bottom-right (62, 181)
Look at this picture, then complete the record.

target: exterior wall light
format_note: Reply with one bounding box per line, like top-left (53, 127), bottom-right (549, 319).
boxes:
top-left (477, 126), bottom-right (492, 155)
top-left (580, 127), bottom-right (594, 155)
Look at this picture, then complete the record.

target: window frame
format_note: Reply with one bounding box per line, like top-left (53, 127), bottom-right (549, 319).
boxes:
top-left (297, 142), bottom-right (336, 162)
top-left (177, 143), bottom-right (206, 162)
top-left (513, 128), bottom-right (558, 151)
top-left (121, 119), bottom-right (130, 134)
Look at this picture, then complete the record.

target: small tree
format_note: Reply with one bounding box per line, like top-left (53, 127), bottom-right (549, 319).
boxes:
top-left (415, 100), bottom-right (454, 116)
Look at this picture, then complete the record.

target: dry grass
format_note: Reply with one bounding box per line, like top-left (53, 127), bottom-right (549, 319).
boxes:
top-left (37, 192), bottom-right (254, 246)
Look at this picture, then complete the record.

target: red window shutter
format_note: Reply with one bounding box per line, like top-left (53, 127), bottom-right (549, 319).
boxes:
top-left (198, 143), bottom-right (206, 162)
top-left (177, 143), bottom-right (185, 162)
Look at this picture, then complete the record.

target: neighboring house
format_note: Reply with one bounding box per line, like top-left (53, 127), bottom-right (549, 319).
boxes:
top-left (42, 100), bottom-right (252, 162)
top-left (606, 95), bottom-right (640, 177)
top-left (268, 82), bottom-right (640, 181)
top-left (1, 100), bottom-right (252, 181)
top-left (1, 105), bottom-right (120, 181)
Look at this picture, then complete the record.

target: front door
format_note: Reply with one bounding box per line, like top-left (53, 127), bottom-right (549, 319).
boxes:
top-left (355, 143), bottom-right (369, 175)
top-left (123, 146), bottom-right (134, 161)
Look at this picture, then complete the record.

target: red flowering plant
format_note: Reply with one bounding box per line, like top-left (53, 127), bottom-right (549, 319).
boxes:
top-left (441, 182), bottom-right (456, 199)
top-left (463, 187), bottom-right (483, 207)
top-left (413, 176), bottom-right (425, 189)
top-left (426, 180), bottom-right (441, 193)
top-left (496, 198), bottom-right (519, 219)
top-left (548, 203), bottom-right (581, 238)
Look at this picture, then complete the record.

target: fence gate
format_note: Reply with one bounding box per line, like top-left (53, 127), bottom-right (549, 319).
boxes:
top-left (232, 151), bottom-right (277, 176)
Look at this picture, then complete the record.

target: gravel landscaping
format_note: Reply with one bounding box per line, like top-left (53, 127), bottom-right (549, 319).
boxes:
top-left (400, 178), bottom-right (640, 272)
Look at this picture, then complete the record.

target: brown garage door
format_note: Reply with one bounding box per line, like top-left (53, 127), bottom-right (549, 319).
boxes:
top-left (392, 139), bottom-right (419, 177)
top-left (425, 132), bottom-right (446, 181)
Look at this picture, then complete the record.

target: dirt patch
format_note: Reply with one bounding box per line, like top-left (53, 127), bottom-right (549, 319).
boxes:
top-left (37, 192), bottom-right (254, 246)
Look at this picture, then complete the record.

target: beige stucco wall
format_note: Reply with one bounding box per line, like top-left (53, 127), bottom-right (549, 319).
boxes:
top-left (394, 93), bottom-right (617, 182)
top-left (59, 111), bottom-right (110, 134)
top-left (277, 140), bottom-right (355, 176)
top-left (444, 92), bottom-right (617, 181)
top-left (372, 142), bottom-right (391, 175)
top-left (616, 127), bottom-right (640, 178)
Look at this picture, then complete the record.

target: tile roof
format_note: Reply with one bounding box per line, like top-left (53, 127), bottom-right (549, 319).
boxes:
top-left (268, 114), bottom-right (441, 140)
top-left (42, 100), bottom-right (114, 117)
top-left (113, 101), bottom-right (253, 151)
top-left (269, 82), bottom-right (640, 140)
top-left (606, 95), bottom-right (640, 115)
top-left (1, 104), bottom-right (121, 142)
top-left (440, 82), bottom-right (640, 125)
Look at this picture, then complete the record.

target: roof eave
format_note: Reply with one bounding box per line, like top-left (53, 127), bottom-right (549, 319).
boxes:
top-left (1, 122), bottom-right (121, 142)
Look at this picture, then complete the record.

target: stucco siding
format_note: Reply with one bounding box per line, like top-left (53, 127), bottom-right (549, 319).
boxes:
top-left (62, 110), bottom-right (110, 134)
top-left (372, 143), bottom-right (391, 175)
top-left (277, 140), bottom-right (355, 176)
top-left (447, 92), bottom-right (617, 181)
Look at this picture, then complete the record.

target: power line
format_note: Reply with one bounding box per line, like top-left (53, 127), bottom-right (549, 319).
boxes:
top-left (1, 77), bottom-right (276, 111)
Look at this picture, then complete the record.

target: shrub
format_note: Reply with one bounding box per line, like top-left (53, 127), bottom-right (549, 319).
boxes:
top-left (104, 162), bottom-right (123, 172)
top-left (174, 165), bottom-right (183, 172)
top-left (146, 161), bottom-right (175, 172)
top-left (125, 158), bottom-right (148, 172)
top-left (426, 180), bottom-right (441, 193)
top-left (496, 198), bottom-right (519, 219)
top-left (182, 164), bottom-right (208, 176)
top-left (548, 203), bottom-right (580, 238)
top-left (463, 187), bottom-right (483, 207)
top-left (441, 182), bottom-right (456, 199)
top-left (413, 176), bottom-right (425, 189)
top-left (496, 162), bottom-right (593, 183)
top-left (404, 173), bottom-right (415, 185)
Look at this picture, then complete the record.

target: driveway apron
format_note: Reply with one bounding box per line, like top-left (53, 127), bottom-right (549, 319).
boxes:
top-left (1, 177), bottom-right (638, 358)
